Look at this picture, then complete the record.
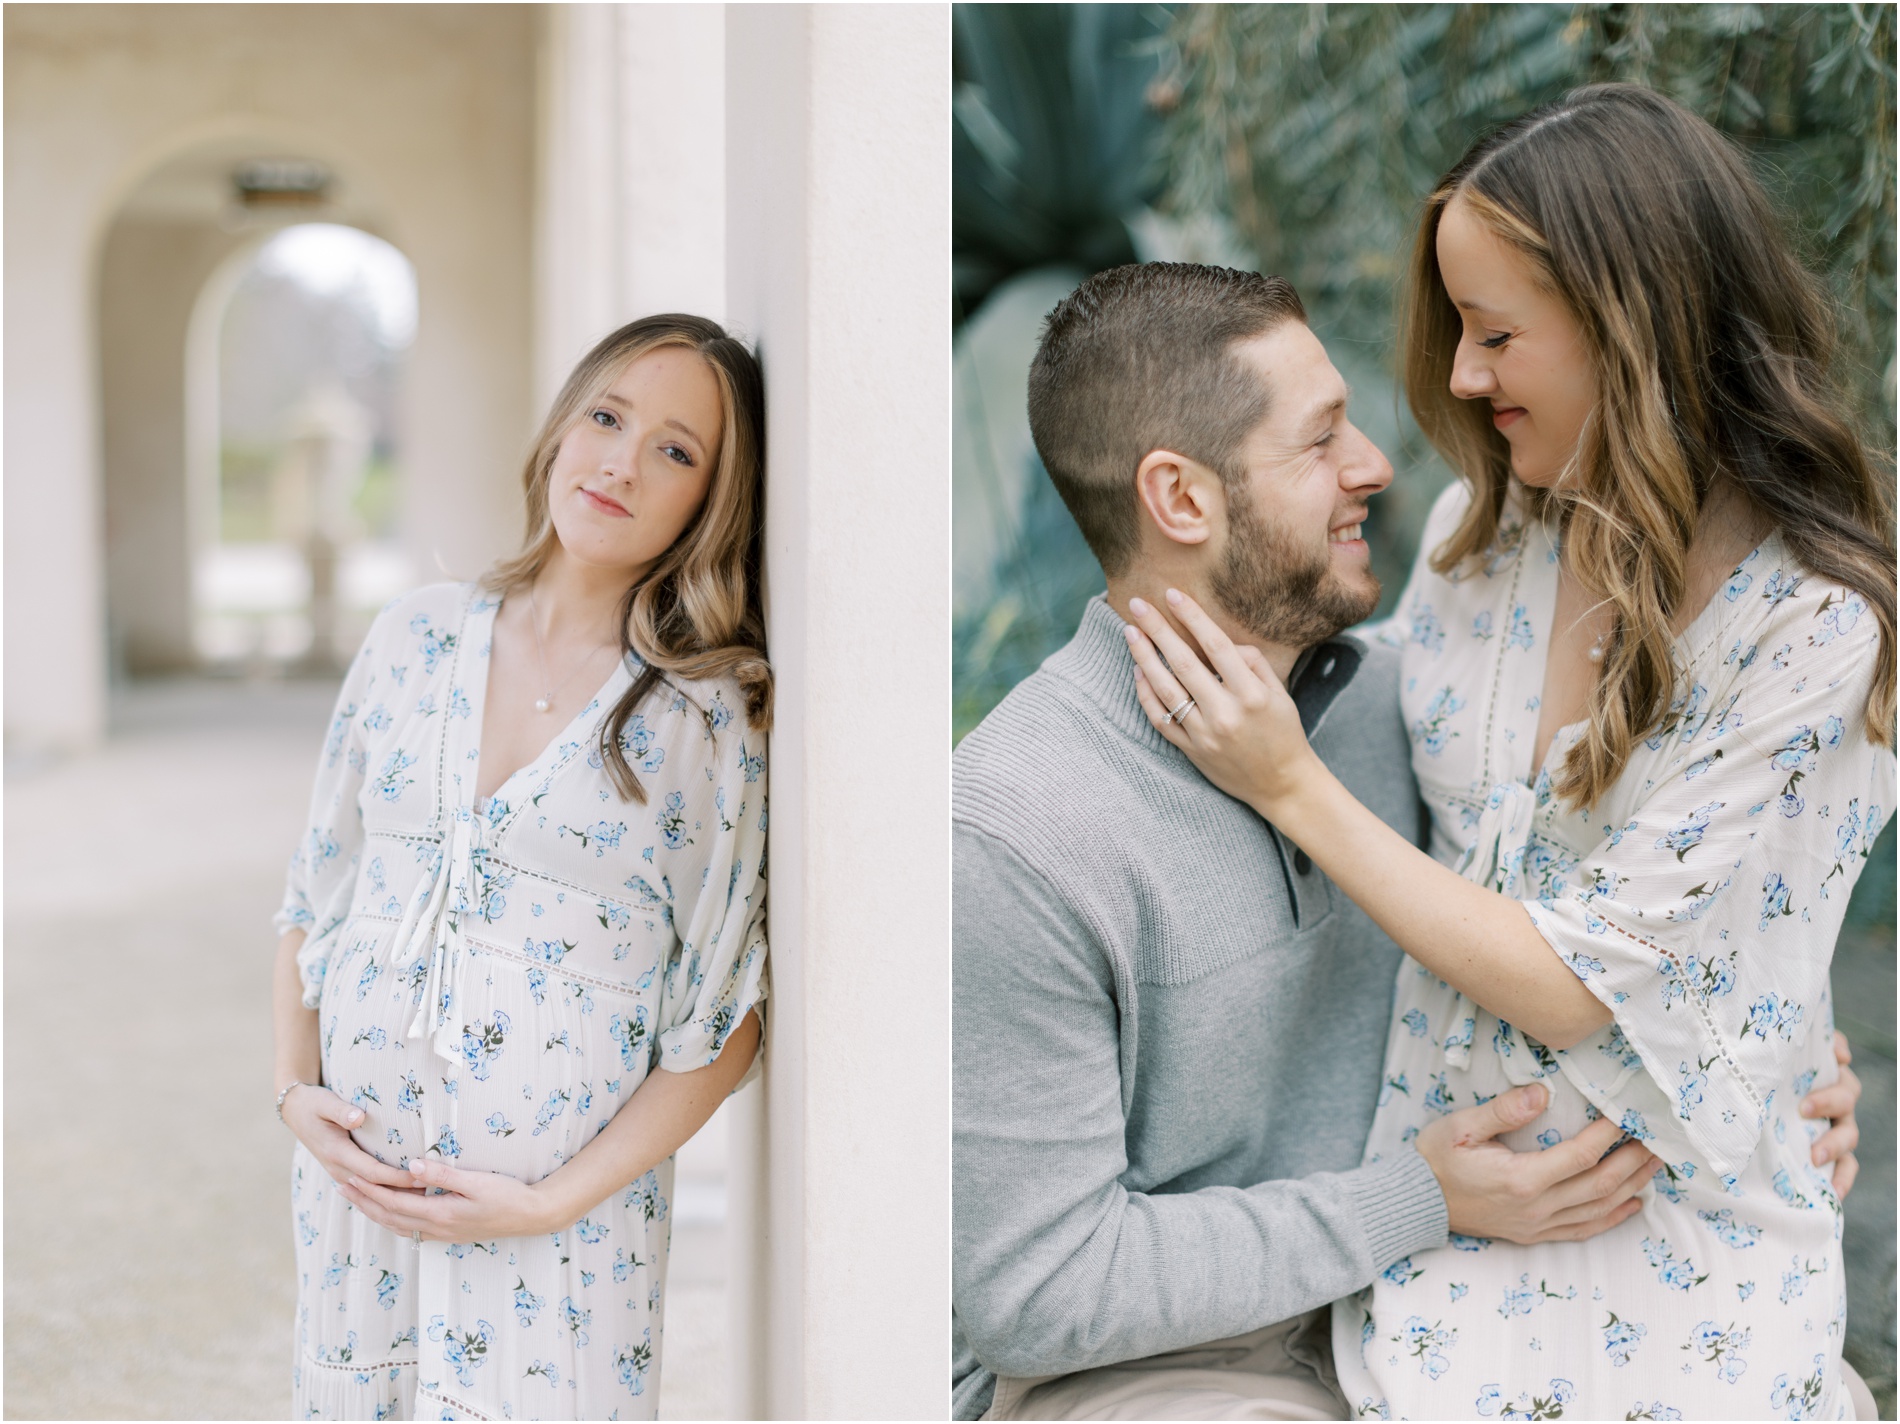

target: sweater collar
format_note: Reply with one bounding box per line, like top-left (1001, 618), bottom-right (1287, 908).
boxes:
top-left (1045, 595), bottom-right (1366, 753)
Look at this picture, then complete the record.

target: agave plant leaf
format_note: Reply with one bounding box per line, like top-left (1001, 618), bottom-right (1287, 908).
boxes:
top-left (953, 4), bottom-right (1175, 323)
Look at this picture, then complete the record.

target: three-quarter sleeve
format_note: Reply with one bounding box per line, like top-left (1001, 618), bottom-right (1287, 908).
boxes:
top-left (1526, 583), bottom-right (1889, 1180)
top-left (653, 694), bottom-right (769, 1074)
top-left (273, 604), bottom-right (393, 1007)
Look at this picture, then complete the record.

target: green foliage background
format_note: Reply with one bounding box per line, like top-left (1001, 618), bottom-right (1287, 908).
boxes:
top-left (952, 4), bottom-right (1175, 742)
top-left (954, 3), bottom-right (1895, 745)
top-left (952, 7), bottom-right (1896, 1399)
top-left (1159, 3), bottom-right (1896, 449)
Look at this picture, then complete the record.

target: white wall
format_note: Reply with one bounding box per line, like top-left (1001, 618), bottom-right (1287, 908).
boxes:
top-left (725, 5), bottom-right (951, 1417)
top-left (4, 4), bottom-right (536, 750)
top-left (534, 3), bottom-right (727, 410)
top-left (6, 29), bottom-right (109, 747)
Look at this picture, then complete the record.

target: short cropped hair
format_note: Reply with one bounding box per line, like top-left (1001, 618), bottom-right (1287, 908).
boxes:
top-left (1026, 263), bottom-right (1307, 577)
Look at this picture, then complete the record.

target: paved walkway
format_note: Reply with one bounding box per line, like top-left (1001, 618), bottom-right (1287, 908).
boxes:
top-left (4, 678), bottom-right (729, 1419)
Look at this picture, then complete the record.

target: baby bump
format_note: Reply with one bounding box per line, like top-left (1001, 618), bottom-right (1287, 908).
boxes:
top-left (1343, 1203), bottom-right (1846, 1421)
top-left (316, 924), bottom-right (434, 1170)
top-left (1454, 1017), bottom-right (1600, 1156)
top-left (425, 944), bottom-right (655, 1177)
top-left (319, 928), bottom-right (657, 1181)
top-left (1370, 970), bottom-right (1596, 1160)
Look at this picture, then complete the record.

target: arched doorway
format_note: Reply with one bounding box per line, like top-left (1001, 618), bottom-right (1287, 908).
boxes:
top-left (97, 138), bottom-right (416, 681)
top-left (193, 222), bottom-right (416, 671)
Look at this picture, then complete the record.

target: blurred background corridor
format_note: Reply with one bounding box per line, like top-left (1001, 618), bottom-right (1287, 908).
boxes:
top-left (7, 3), bottom-right (948, 1417)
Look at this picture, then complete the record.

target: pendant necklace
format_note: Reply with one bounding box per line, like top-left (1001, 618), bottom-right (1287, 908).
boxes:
top-left (526, 586), bottom-right (616, 713)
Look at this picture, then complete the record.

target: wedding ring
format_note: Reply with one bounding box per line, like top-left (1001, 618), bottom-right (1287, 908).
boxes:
top-left (1164, 696), bottom-right (1195, 724)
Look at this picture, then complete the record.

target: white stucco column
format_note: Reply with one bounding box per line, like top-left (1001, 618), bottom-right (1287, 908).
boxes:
top-left (4, 147), bottom-right (109, 751)
top-left (616, 6), bottom-right (725, 324)
top-left (725, 5), bottom-right (951, 1417)
top-left (534, 3), bottom-right (626, 410)
top-left (535, 3), bottom-right (725, 413)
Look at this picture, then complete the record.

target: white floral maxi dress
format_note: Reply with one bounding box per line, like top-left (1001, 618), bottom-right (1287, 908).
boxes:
top-left (1332, 485), bottom-right (1891, 1422)
top-left (274, 582), bottom-right (768, 1421)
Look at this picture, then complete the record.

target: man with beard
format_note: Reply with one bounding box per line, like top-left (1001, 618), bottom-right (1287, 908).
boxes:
top-left (950, 264), bottom-right (1862, 1420)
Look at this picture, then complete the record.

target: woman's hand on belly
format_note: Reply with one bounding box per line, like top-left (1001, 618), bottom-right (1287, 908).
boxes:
top-left (340, 1008), bottom-right (763, 1244)
top-left (338, 1158), bottom-right (559, 1243)
top-left (284, 1084), bottom-right (425, 1196)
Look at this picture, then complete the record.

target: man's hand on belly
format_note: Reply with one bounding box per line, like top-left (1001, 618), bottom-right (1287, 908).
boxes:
top-left (1417, 1082), bottom-right (1659, 1244)
top-left (1800, 1030), bottom-right (1862, 1199)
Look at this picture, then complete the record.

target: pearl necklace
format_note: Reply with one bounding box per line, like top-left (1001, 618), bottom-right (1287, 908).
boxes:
top-left (526, 587), bottom-right (616, 713)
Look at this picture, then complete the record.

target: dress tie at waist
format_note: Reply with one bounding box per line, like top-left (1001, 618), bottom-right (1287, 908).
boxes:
top-left (1444, 780), bottom-right (1543, 1083)
top-left (393, 808), bottom-right (482, 1065)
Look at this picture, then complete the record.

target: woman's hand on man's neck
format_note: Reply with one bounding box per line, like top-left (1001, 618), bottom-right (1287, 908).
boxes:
top-left (1104, 575), bottom-right (1303, 686)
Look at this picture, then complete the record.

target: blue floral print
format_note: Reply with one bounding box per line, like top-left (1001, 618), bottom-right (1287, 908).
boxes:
top-left (1773, 1354), bottom-right (1831, 1420)
top-left (1381, 1257), bottom-right (1424, 1287)
top-left (614, 1329), bottom-right (654, 1399)
top-left (1685, 1319), bottom-right (1753, 1384)
top-left (1475, 1377), bottom-right (1574, 1419)
top-left (1411, 687), bottom-right (1467, 757)
top-left (1697, 1208), bottom-right (1763, 1251)
top-left (427, 1316), bottom-right (493, 1390)
top-left (1601, 1312), bottom-right (1645, 1366)
top-left (1505, 603), bottom-right (1535, 652)
top-left (1641, 1236), bottom-right (1708, 1292)
top-left (1654, 801), bottom-right (1723, 861)
top-left (1810, 591), bottom-right (1865, 646)
top-left (373, 749), bottom-right (418, 803)
top-left (1339, 485), bottom-right (1888, 1421)
top-left (512, 1276), bottom-right (545, 1327)
top-left (1397, 1315), bottom-right (1458, 1378)
top-left (275, 584), bottom-right (768, 1419)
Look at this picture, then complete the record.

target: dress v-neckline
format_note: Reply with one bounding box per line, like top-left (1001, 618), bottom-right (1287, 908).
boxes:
top-left (461, 591), bottom-right (634, 814)
top-left (1496, 512), bottom-right (1776, 791)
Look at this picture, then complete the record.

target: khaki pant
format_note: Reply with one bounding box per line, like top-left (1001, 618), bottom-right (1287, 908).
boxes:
top-left (1847, 1360), bottom-right (1879, 1421)
top-left (984, 1310), bottom-right (1345, 1421)
top-left (985, 1312), bottom-right (1883, 1421)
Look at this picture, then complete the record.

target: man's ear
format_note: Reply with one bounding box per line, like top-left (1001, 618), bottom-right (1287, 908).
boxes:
top-left (1134, 449), bottom-right (1221, 547)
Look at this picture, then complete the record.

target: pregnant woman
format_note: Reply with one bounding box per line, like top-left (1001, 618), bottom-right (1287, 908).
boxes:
top-left (1126, 86), bottom-right (1892, 1419)
top-left (270, 314), bottom-right (770, 1419)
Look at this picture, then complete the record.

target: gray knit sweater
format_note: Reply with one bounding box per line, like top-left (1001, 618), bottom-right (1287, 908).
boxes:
top-left (952, 596), bottom-right (1450, 1419)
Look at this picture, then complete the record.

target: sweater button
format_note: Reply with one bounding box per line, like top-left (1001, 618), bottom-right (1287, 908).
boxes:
top-left (1294, 850), bottom-right (1312, 875)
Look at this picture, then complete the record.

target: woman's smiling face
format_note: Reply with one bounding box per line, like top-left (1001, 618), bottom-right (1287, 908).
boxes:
top-left (547, 345), bottom-right (725, 577)
top-left (1435, 193), bottom-right (1597, 489)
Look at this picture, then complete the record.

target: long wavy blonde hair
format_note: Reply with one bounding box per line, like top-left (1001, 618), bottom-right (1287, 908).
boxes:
top-left (484, 314), bottom-right (771, 802)
top-left (1403, 83), bottom-right (1896, 809)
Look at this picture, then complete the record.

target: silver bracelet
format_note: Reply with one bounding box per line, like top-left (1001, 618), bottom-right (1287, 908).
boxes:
top-left (275, 1080), bottom-right (309, 1122)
